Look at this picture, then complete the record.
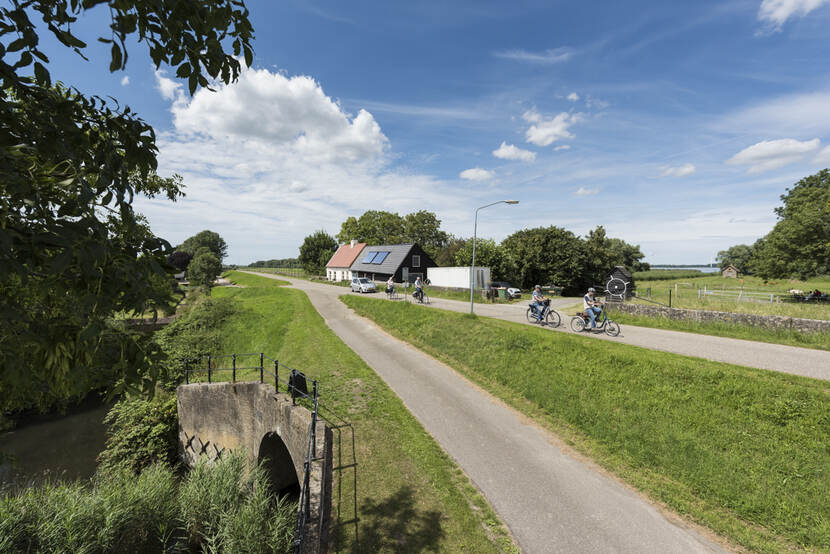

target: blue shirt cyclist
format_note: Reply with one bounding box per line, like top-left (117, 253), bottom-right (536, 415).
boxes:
top-left (531, 285), bottom-right (546, 320)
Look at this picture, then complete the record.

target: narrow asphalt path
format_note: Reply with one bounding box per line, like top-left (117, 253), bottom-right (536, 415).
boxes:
top-left (245, 272), bottom-right (725, 553)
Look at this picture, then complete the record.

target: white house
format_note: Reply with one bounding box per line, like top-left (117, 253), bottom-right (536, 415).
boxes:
top-left (325, 240), bottom-right (366, 281)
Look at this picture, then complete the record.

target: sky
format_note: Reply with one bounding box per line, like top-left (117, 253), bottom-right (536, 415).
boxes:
top-left (31, 0), bottom-right (830, 264)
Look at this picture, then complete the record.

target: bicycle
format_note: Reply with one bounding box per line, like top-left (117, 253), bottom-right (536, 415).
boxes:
top-left (526, 298), bottom-right (561, 327)
top-left (569, 304), bottom-right (620, 336)
top-left (412, 288), bottom-right (430, 304)
top-left (386, 286), bottom-right (401, 300)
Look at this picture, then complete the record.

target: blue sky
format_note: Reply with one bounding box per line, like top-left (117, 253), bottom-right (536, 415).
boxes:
top-left (32, 0), bottom-right (830, 264)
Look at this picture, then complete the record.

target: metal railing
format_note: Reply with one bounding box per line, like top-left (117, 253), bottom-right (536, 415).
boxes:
top-left (182, 353), bottom-right (320, 552)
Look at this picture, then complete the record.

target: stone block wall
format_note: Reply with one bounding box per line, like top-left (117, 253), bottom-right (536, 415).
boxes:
top-left (607, 302), bottom-right (830, 333)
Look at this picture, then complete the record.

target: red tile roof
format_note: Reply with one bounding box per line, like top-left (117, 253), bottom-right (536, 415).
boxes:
top-left (326, 242), bottom-right (367, 268)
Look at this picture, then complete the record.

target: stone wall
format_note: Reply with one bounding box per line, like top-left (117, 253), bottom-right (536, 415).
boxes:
top-left (177, 381), bottom-right (332, 554)
top-left (607, 302), bottom-right (830, 333)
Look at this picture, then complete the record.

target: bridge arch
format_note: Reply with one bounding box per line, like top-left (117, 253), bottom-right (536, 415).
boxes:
top-left (177, 381), bottom-right (331, 553)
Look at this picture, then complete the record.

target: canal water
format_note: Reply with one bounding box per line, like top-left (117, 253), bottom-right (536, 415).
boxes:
top-left (0, 402), bottom-right (110, 487)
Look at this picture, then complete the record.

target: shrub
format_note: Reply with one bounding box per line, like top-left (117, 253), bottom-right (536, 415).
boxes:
top-left (98, 393), bottom-right (178, 475)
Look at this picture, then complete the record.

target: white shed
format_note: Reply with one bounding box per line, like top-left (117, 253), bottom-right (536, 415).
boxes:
top-left (427, 266), bottom-right (490, 289)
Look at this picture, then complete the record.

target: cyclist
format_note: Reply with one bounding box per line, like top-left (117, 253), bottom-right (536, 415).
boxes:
top-left (386, 275), bottom-right (395, 295)
top-left (414, 275), bottom-right (424, 302)
top-left (531, 285), bottom-right (547, 320)
top-left (583, 287), bottom-right (603, 330)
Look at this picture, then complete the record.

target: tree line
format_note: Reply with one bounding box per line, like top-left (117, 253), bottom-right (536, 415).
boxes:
top-left (717, 170), bottom-right (830, 279)
top-left (298, 211), bottom-right (650, 294)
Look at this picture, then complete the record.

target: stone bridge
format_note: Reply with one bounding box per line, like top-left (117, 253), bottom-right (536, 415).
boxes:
top-left (177, 381), bottom-right (332, 553)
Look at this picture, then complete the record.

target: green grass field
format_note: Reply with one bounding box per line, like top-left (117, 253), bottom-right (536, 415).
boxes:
top-left (632, 274), bottom-right (830, 320)
top-left (201, 271), bottom-right (516, 553)
top-left (342, 296), bottom-right (830, 553)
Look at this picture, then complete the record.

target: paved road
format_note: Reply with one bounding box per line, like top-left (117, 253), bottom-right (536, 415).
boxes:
top-left (334, 285), bottom-right (830, 381)
top-left (246, 272), bottom-right (725, 553)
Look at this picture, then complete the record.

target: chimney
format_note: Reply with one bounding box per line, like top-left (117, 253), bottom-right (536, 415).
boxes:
top-left (350, 239), bottom-right (357, 248)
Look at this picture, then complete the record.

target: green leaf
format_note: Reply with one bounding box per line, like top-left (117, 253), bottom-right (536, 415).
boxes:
top-left (110, 44), bottom-right (122, 72)
top-left (33, 61), bottom-right (50, 86)
top-left (176, 62), bottom-right (191, 78)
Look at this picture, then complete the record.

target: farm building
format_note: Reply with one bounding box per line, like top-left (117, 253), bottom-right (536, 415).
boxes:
top-left (350, 243), bottom-right (436, 283)
top-left (606, 266), bottom-right (635, 300)
top-left (325, 240), bottom-right (366, 281)
top-left (722, 265), bottom-right (739, 278)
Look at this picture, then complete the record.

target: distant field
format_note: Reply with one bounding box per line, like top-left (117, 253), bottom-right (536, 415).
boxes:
top-left (634, 269), bottom-right (708, 280)
top-left (631, 274), bottom-right (830, 320)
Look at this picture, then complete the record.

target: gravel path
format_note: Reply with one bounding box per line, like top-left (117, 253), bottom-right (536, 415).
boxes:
top-left (245, 272), bottom-right (727, 553)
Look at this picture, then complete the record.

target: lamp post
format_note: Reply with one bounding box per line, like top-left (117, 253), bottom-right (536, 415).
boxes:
top-left (470, 200), bottom-right (519, 313)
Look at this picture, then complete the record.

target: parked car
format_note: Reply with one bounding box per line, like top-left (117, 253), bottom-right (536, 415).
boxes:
top-left (350, 277), bottom-right (377, 293)
top-left (489, 281), bottom-right (521, 299)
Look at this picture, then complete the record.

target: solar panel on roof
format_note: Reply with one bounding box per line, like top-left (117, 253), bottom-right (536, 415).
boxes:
top-left (362, 252), bottom-right (378, 263)
top-left (372, 251), bottom-right (390, 264)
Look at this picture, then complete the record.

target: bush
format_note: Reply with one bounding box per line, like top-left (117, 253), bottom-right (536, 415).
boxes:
top-left (98, 393), bottom-right (178, 475)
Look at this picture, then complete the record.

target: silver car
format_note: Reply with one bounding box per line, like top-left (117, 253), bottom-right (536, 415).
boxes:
top-left (350, 277), bottom-right (377, 293)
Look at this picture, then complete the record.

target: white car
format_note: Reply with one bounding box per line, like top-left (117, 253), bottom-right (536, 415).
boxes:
top-left (350, 277), bottom-right (377, 293)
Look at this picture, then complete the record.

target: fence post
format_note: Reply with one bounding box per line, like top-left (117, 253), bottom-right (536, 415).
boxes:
top-left (274, 360), bottom-right (279, 393)
top-left (668, 289), bottom-right (672, 308)
top-left (312, 380), bottom-right (318, 455)
top-left (185, 358), bottom-right (189, 384)
top-left (207, 354), bottom-right (212, 383)
top-left (232, 354), bottom-right (236, 383)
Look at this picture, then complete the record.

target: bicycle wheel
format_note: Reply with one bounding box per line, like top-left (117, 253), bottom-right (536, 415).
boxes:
top-left (570, 316), bottom-right (586, 332)
top-left (526, 308), bottom-right (536, 323)
top-left (605, 320), bottom-right (620, 337)
top-left (545, 309), bottom-right (561, 328)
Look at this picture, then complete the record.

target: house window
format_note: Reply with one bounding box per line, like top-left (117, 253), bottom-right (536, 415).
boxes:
top-left (412, 255), bottom-right (420, 267)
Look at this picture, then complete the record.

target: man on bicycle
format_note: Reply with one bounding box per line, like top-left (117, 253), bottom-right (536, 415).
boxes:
top-left (531, 285), bottom-right (547, 320)
top-left (414, 275), bottom-right (424, 301)
top-left (583, 287), bottom-right (603, 330)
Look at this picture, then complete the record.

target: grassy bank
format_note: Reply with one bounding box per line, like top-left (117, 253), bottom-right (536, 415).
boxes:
top-left (209, 271), bottom-right (515, 552)
top-left (632, 274), bottom-right (830, 320)
top-left (609, 311), bottom-right (830, 351)
top-left (342, 296), bottom-right (830, 552)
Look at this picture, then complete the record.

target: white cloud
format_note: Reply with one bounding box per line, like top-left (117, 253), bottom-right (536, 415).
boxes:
top-left (154, 70), bottom-right (183, 101)
top-left (140, 65), bottom-right (478, 264)
top-left (726, 138), bottom-right (820, 173)
top-left (492, 141), bottom-right (536, 162)
top-left (585, 96), bottom-right (610, 110)
top-left (554, 145), bottom-right (571, 151)
top-left (459, 167), bottom-right (494, 181)
top-left (120, 75), bottom-right (130, 86)
top-left (814, 145), bottom-right (830, 163)
top-left (718, 90), bottom-right (830, 136)
top-left (567, 92), bottom-right (580, 102)
top-left (659, 163), bottom-right (696, 178)
top-left (574, 186), bottom-right (599, 196)
top-left (493, 47), bottom-right (574, 64)
top-left (758, 0), bottom-right (830, 29)
top-left (522, 109), bottom-right (582, 146)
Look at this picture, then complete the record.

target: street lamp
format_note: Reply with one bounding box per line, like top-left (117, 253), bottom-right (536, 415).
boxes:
top-left (470, 200), bottom-right (519, 313)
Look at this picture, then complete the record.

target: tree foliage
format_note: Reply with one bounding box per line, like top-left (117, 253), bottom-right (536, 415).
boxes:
top-left (716, 244), bottom-right (756, 274)
top-left (167, 250), bottom-right (193, 273)
top-left (501, 226), bottom-right (588, 293)
top-left (178, 230), bottom-right (228, 262)
top-left (453, 238), bottom-right (512, 281)
top-left (188, 248), bottom-right (222, 291)
top-left (0, 1), bottom-right (255, 409)
top-left (583, 226), bottom-right (649, 287)
top-left (336, 210), bottom-right (449, 256)
top-left (299, 230), bottom-right (337, 275)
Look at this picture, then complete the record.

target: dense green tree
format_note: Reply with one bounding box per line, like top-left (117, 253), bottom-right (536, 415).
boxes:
top-left (582, 226), bottom-right (649, 286)
top-left (0, 0), bottom-right (255, 408)
top-left (299, 230), bottom-right (337, 275)
top-left (434, 236), bottom-right (468, 267)
top-left (501, 226), bottom-right (587, 293)
top-left (336, 210), bottom-right (406, 245)
top-left (187, 248), bottom-right (222, 291)
top-left (716, 244), bottom-right (756, 274)
top-left (751, 170), bottom-right (830, 279)
top-left (453, 238), bottom-right (513, 281)
top-left (179, 230), bottom-right (228, 262)
top-left (167, 250), bottom-right (193, 273)
top-left (403, 210), bottom-right (449, 257)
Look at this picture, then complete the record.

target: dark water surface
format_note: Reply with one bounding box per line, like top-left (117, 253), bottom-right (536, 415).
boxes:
top-left (0, 403), bottom-right (110, 487)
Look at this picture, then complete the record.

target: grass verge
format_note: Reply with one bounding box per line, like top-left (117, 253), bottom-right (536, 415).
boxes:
top-left (608, 311), bottom-right (830, 352)
top-left (342, 295), bottom-right (830, 553)
top-left (206, 271), bottom-right (517, 553)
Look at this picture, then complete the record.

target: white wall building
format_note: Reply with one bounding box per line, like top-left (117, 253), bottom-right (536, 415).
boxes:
top-left (427, 266), bottom-right (490, 289)
top-left (325, 240), bottom-right (366, 281)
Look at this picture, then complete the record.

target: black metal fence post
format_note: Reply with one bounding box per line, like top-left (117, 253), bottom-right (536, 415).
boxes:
top-left (232, 354), bottom-right (236, 383)
top-left (184, 358), bottom-right (189, 384)
top-left (311, 380), bottom-right (318, 455)
top-left (208, 354), bottom-right (212, 383)
top-left (668, 288), bottom-right (672, 308)
top-left (274, 360), bottom-right (279, 393)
